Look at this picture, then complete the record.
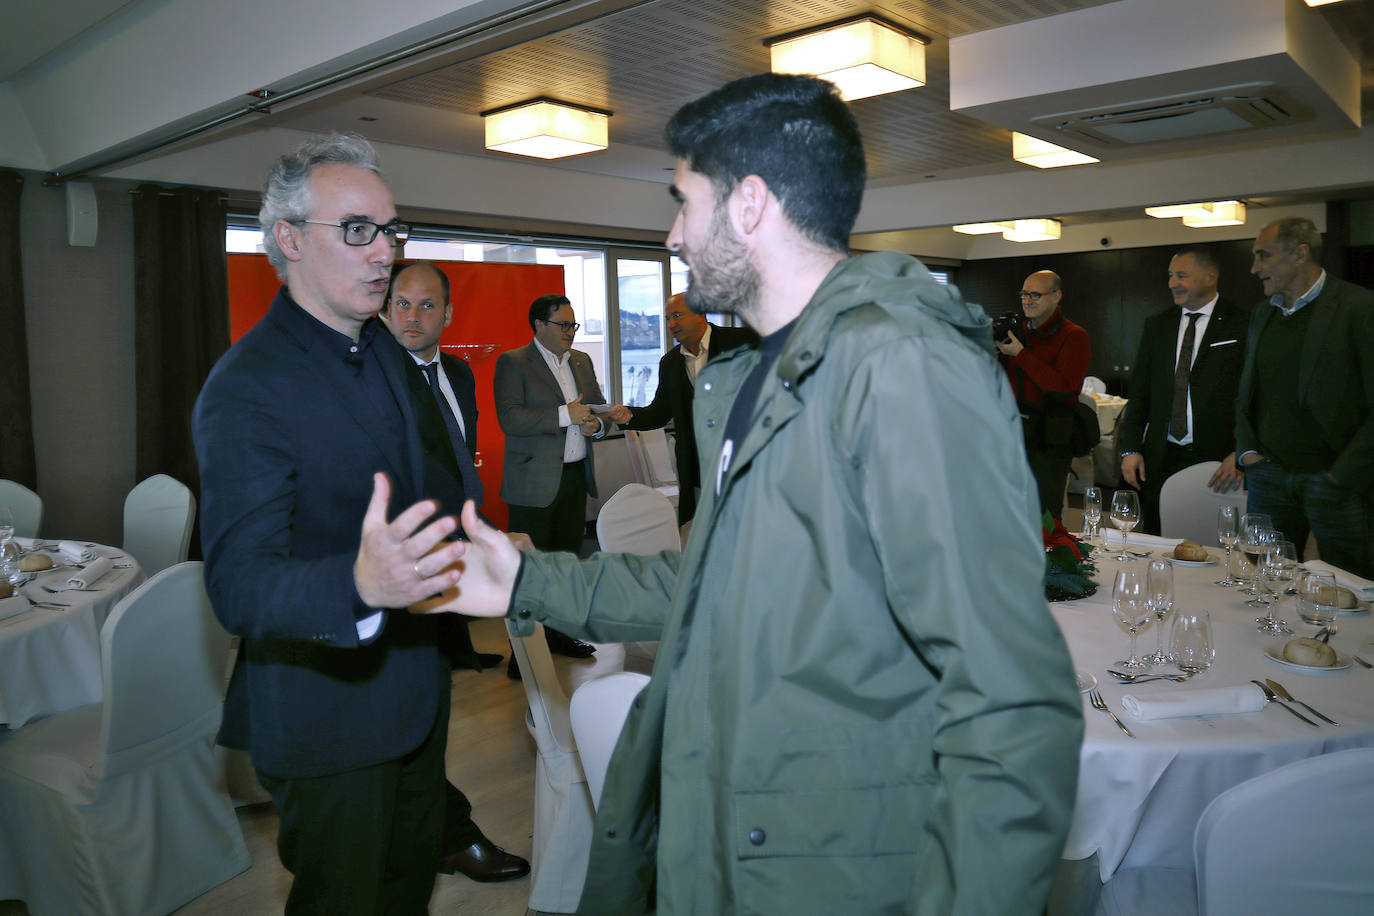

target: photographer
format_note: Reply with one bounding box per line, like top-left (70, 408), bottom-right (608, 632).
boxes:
top-left (997, 270), bottom-right (1092, 515)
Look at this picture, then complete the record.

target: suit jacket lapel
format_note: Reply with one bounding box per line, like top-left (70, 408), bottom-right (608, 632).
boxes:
top-left (441, 354), bottom-right (479, 453)
top-left (525, 341), bottom-right (566, 401)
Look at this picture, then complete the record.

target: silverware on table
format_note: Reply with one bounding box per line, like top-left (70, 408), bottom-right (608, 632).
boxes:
top-left (1251, 679), bottom-right (1319, 727)
top-left (1354, 655), bottom-right (1373, 670)
top-left (1109, 669), bottom-right (1194, 684)
top-left (1089, 689), bottom-right (1135, 738)
top-left (1264, 678), bottom-right (1339, 726)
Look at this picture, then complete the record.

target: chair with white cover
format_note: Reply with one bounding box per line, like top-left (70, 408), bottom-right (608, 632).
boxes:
top-left (569, 672), bottom-right (650, 808)
top-left (123, 473), bottom-right (196, 576)
top-left (623, 430), bottom-right (679, 505)
top-left (1082, 376), bottom-right (1106, 396)
top-left (1195, 747), bottom-right (1374, 915)
top-left (595, 483), bottom-right (681, 555)
top-left (0, 562), bottom-right (249, 916)
top-left (1159, 461), bottom-right (1247, 545)
top-left (508, 619), bottom-right (593, 914)
top-left (0, 478), bottom-right (42, 538)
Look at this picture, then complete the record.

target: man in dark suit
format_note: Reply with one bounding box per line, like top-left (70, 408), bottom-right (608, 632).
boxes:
top-left (1237, 216), bottom-right (1374, 577)
top-left (607, 293), bottom-right (756, 523)
top-left (1119, 247), bottom-right (1249, 534)
top-left (493, 293), bottom-right (603, 661)
top-left (380, 260), bottom-right (530, 884)
top-left (193, 134), bottom-right (474, 914)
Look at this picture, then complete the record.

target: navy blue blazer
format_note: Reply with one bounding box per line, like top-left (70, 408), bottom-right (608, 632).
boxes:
top-left (193, 288), bottom-right (447, 779)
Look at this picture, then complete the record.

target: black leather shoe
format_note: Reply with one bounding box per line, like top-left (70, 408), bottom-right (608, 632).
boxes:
top-left (545, 629), bottom-right (596, 658)
top-left (506, 655), bottom-right (522, 681)
top-left (439, 839), bottom-right (531, 882)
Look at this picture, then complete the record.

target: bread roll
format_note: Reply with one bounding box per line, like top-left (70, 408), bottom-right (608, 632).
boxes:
top-left (1316, 584), bottom-right (1358, 610)
top-left (19, 554), bottom-right (53, 572)
top-left (0, 581), bottom-right (12, 599)
top-left (1172, 541), bottom-right (1208, 562)
top-left (1283, 637), bottom-right (1337, 667)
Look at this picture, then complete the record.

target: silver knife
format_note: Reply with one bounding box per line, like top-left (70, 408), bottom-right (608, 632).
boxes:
top-left (1251, 680), bottom-right (1318, 727)
top-left (1265, 678), bottom-right (1339, 726)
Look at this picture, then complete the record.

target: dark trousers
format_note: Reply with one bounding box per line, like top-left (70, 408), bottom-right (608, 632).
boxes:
top-left (1138, 443), bottom-right (1207, 535)
top-left (1027, 447), bottom-right (1072, 519)
top-left (257, 693), bottom-right (448, 916)
top-left (507, 459), bottom-right (589, 553)
top-left (1245, 460), bottom-right (1373, 578)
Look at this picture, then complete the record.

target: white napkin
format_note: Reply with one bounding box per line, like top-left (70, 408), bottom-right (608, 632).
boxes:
top-left (59, 541), bottom-right (95, 563)
top-left (1101, 530), bottom-right (1183, 551)
top-left (0, 595), bottom-right (32, 621)
top-left (61, 556), bottom-right (114, 590)
top-left (1120, 685), bottom-right (1265, 720)
top-left (1302, 560), bottom-right (1374, 601)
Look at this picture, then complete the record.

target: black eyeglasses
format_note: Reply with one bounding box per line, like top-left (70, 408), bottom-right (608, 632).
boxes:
top-left (1018, 290), bottom-right (1054, 301)
top-left (296, 218), bottom-right (410, 247)
top-left (543, 319), bottom-right (580, 333)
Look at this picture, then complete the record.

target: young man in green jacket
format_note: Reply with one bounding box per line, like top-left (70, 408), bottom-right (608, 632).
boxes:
top-left (398, 73), bottom-right (1083, 914)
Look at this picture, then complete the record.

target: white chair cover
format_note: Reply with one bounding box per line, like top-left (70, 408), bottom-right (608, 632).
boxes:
top-left (0, 479), bottom-right (43, 539)
top-left (1083, 376), bottom-right (1107, 396)
top-left (1159, 461), bottom-right (1247, 545)
top-left (122, 473), bottom-right (196, 576)
top-left (585, 434), bottom-right (639, 523)
top-left (0, 562), bottom-right (249, 916)
top-left (569, 672), bottom-right (649, 808)
top-left (1195, 747), bottom-right (1374, 915)
top-left (596, 483), bottom-right (681, 555)
top-left (623, 431), bottom-right (678, 503)
top-left (508, 619), bottom-right (593, 914)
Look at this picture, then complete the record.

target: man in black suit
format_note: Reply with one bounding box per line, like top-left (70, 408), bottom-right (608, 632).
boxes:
top-left (194, 134), bottom-right (474, 913)
top-left (380, 260), bottom-right (530, 884)
top-left (1119, 247), bottom-right (1249, 534)
top-left (1238, 216), bottom-right (1374, 577)
top-left (607, 293), bottom-right (756, 523)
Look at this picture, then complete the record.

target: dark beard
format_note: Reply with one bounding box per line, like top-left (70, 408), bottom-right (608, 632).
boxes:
top-left (683, 207), bottom-right (760, 322)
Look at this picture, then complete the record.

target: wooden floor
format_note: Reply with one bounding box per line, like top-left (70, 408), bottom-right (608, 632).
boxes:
top-left (1, 615), bottom-right (648, 916)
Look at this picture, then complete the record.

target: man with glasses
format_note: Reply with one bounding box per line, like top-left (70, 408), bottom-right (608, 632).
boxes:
top-left (194, 133), bottom-right (472, 913)
top-left (997, 270), bottom-right (1091, 516)
top-left (607, 293), bottom-right (757, 523)
top-left (493, 293), bottom-right (606, 663)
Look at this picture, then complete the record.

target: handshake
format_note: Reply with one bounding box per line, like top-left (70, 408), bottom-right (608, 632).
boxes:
top-left (567, 396), bottom-right (632, 434)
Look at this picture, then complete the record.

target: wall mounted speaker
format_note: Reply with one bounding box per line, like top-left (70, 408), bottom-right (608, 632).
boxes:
top-left (65, 182), bottom-right (98, 247)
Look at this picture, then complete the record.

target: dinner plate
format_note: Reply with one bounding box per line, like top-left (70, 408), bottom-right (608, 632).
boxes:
top-left (1338, 599), bottom-right (1372, 616)
top-left (1076, 671), bottom-right (1097, 693)
top-left (1167, 553), bottom-right (1217, 567)
top-left (1262, 644), bottom-right (1352, 673)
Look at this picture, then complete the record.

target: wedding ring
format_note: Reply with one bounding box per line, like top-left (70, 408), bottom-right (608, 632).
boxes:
top-left (413, 561), bottom-right (423, 580)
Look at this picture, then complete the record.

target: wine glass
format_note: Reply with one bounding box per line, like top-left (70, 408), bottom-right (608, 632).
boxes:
top-left (1112, 567), bottom-right (1152, 671)
top-left (1214, 504), bottom-right (1241, 586)
top-left (1242, 525), bottom-right (1279, 604)
top-left (1082, 486), bottom-right (1103, 541)
top-left (1256, 539), bottom-right (1296, 635)
top-left (0, 507), bottom-right (17, 588)
top-left (1237, 513), bottom-right (1273, 596)
top-left (1143, 558), bottom-right (1175, 665)
top-left (1108, 489), bottom-right (1141, 561)
top-left (0, 506), bottom-right (14, 550)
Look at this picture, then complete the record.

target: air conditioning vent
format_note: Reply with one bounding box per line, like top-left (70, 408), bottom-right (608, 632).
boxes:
top-left (1040, 83), bottom-right (1310, 147)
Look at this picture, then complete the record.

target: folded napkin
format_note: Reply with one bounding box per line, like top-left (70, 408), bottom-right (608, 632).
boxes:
top-left (0, 595), bottom-right (32, 622)
top-left (58, 556), bottom-right (114, 590)
top-left (1120, 685), bottom-right (1265, 721)
top-left (59, 541), bottom-right (96, 563)
top-left (1303, 560), bottom-right (1374, 601)
top-left (1101, 531), bottom-right (1183, 551)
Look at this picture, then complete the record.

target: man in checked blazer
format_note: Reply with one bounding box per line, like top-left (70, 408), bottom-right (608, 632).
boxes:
top-left (1118, 246), bottom-right (1251, 534)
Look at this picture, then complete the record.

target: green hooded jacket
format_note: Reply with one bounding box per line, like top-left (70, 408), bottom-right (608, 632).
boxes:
top-left (510, 251), bottom-right (1084, 914)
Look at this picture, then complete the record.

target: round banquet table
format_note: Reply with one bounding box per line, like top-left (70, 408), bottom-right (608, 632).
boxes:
top-left (0, 541), bottom-right (145, 729)
top-left (1051, 544), bottom-right (1374, 889)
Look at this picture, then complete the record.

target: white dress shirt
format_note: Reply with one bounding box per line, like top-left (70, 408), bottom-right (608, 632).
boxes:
top-left (533, 337), bottom-right (589, 463)
top-left (1168, 294), bottom-right (1217, 447)
top-left (407, 351), bottom-right (466, 441)
top-left (682, 323), bottom-right (712, 386)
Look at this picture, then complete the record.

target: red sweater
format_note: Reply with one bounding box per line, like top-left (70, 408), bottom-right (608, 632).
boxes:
top-left (1001, 308), bottom-right (1091, 406)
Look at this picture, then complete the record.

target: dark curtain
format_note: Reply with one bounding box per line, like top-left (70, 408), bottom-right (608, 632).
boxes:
top-left (0, 171), bottom-right (36, 488)
top-left (131, 184), bottom-right (230, 556)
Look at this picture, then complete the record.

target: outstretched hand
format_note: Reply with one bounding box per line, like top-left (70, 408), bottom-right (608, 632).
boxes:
top-left (410, 500), bottom-right (524, 616)
top-left (354, 473), bottom-right (465, 609)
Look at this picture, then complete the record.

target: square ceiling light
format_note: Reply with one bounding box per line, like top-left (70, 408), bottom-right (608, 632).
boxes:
top-left (1002, 219), bottom-right (1062, 242)
top-left (953, 222), bottom-right (1014, 234)
top-left (1145, 202), bottom-right (1217, 219)
top-left (768, 16), bottom-right (927, 102)
top-left (1181, 201), bottom-right (1246, 227)
top-left (483, 99), bottom-right (610, 159)
top-left (1012, 133), bottom-right (1099, 169)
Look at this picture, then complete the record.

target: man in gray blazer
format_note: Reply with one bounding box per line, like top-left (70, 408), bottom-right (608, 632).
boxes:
top-left (494, 293), bottom-right (607, 659)
top-left (1238, 216), bottom-right (1374, 577)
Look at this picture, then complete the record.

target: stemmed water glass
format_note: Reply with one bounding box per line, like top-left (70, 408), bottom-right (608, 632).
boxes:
top-left (1214, 504), bottom-right (1242, 586)
top-left (0, 506), bottom-right (16, 586)
top-left (1108, 489), bottom-right (1141, 561)
top-left (1082, 486), bottom-right (1103, 542)
top-left (1143, 558), bottom-right (1175, 666)
top-left (1237, 513), bottom-right (1272, 595)
top-left (1257, 539), bottom-right (1297, 636)
top-left (1112, 567), bottom-right (1153, 671)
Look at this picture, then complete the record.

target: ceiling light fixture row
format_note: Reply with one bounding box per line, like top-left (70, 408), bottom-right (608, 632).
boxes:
top-left (953, 218), bottom-right (1062, 242)
top-left (1145, 200), bottom-right (1247, 227)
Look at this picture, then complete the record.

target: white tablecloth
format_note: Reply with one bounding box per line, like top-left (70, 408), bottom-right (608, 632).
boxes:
top-left (0, 543), bottom-right (145, 728)
top-left (1053, 547), bottom-right (1374, 881)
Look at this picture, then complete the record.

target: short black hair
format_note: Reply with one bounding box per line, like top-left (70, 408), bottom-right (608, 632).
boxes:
top-left (1170, 246), bottom-right (1218, 273)
top-left (529, 293), bottom-right (571, 331)
top-left (382, 261), bottom-right (450, 314)
top-left (665, 73), bottom-right (866, 253)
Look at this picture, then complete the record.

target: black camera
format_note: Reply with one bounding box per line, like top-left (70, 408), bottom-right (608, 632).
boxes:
top-left (992, 311), bottom-right (1022, 344)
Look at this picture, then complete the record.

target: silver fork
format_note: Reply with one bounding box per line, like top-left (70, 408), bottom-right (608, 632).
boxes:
top-left (1089, 689), bottom-right (1135, 737)
top-left (1109, 669), bottom-right (1195, 684)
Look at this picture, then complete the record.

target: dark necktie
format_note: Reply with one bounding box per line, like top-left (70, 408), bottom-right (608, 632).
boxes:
top-left (422, 362), bottom-right (484, 505)
top-left (1169, 312), bottom-right (1202, 441)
